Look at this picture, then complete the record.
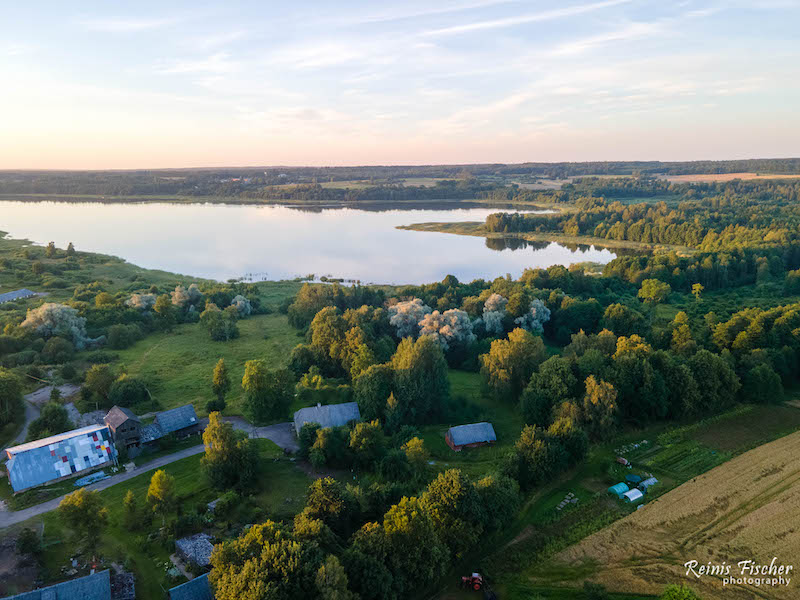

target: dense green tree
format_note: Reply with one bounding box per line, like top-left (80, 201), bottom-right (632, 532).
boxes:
top-left (480, 328), bottom-right (546, 401)
top-left (581, 376), bottom-right (618, 441)
top-left (209, 358), bottom-right (231, 411)
top-left (58, 489), bottom-right (108, 556)
top-left (421, 469), bottom-right (484, 558)
top-left (504, 425), bottom-right (567, 491)
top-left (242, 361), bottom-right (294, 423)
top-left (638, 279), bottom-right (671, 305)
top-left (27, 401), bottom-right (73, 441)
top-left (210, 521), bottom-right (324, 600)
top-left (349, 419), bottom-right (387, 469)
top-left (521, 356), bottom-right (577, 427)
top-left (153, 294), bottom-right (175, 331)
top-left (303, 477), bottom-right (357, 537)
top-left (474, 474), bottom-right (520, 532)
top-left (202, 412), bottom-right (257, 490)
top-left (147, 469), bottom-right (176, 526)
top-left (742, 363), bottom-right (783, 403)
top-left (84, 363), bottom-right (115, 403)
top-left (108, 375), bottom-right (149, 407)
top-left (0, 367), bottom-right (22, 427)
top-left (41, 336), bottom-right (75, 363)
top-left (315, 555), bottom-right (358, 600)
top-left (659, 584), bottom-right (702, 600)
top-left (391, 335), bottom-right (450, 424)
top-left (601, 303), bottom-right (645, 336)
top-left (688, 349), bottom-right (740, 413)
top-left (353, 363), bottom-right (394, 421)
top-left (200, 303), bottom-right (240, 341)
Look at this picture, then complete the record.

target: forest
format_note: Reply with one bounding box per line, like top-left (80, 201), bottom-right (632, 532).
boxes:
top-left (2, 174), bottom-right (800, 600)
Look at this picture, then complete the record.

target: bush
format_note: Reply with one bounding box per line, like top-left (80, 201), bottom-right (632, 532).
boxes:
top-left (108, 376), bottom-right (150, 407)
top-left (42, 336), bottom-right (75, 363)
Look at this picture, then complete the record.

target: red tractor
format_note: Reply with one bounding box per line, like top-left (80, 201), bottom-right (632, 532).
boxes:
top-left (461, 572), bottom-right (484, 591)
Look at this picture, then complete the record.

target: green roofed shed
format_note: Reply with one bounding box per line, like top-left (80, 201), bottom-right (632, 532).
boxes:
top-left (608, 482), bottom-right (629, 498)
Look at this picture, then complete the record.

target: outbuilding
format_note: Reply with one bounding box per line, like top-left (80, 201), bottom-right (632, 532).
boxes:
top-left (607, 482), bottom-right (629, 498)
top-left (445, 422), bottom-right (497, 452)
top-left (0, 288), bottom-right (36, 304)
top-left (623, 488), bottom-right (644, 503)
top-left (639, 477), bottom-right (659, 492)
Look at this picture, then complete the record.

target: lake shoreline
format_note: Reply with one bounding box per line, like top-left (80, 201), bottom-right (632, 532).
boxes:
top-left (397, 220), bottom-right (695, 254)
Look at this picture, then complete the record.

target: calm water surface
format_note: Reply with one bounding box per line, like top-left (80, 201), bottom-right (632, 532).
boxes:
top-left (0, 201), bottom-right (616, 283)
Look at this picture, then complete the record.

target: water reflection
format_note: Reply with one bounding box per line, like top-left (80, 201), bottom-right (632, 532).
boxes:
top-left (0, 201), bottom-right (618, 284)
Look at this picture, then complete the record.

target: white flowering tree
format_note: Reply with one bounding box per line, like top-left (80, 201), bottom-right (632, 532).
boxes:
top-left (126, 293), bottom-right (156, 310)
top-left (230, 295), bottom-right (252, 317)
top-left (21, 303), bottom-right (94, 349)
top-left (514, 298), bottom-right (551, 333)
top-left (418, 309), bottom-right (476, 351)
top-left (388, 298), bottom-right (432, 338)
top-left (482, 293), bottom-right (508, 335)
top-left (170, 285), bottom-right (190, 307)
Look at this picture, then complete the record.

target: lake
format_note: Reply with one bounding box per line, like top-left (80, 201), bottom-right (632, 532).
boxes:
top-left (0, 201), bottom-right (616, 284)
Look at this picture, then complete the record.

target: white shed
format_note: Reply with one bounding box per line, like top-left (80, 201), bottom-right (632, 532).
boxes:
top-left (623, 488), bottom-right (644, 503)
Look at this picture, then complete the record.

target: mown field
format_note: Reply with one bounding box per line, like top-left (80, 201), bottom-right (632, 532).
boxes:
top-left (551, 426), bottom-right (800, 599)
top-left (431, 402), bottom-right (800, 600)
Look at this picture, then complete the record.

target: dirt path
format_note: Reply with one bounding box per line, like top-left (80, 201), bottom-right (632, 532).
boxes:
top-left (1, 384), bottom-right (82, 456)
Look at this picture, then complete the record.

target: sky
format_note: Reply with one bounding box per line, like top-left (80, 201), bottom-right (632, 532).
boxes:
top-left (1, 0), bottom-right (799, 169)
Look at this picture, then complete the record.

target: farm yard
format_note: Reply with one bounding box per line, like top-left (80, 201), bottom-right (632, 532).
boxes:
top-left (549, 427), bottom-right (800, 599)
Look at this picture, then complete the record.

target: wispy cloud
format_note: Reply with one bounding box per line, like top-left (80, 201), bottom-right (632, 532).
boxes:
top-left (155, 52), bottom-right (241, 75)
top-left (421, 0), bottom-right (635, 36)
top-left (549, 21), bottom-right (663, 56)
top-left (78, 16), bottom-right (176, 33)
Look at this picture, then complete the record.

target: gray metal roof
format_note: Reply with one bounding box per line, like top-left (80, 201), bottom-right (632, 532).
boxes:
top-left (155, 405), bottom-right (199, 435)
top-left (0, 288), bottom-right (36, 304)
top-left (1, 569), bottom-right (111, 600)
top-left (175, 534), bottom-right (214, 567)
top-left (293, 402), bottom-right (361, 434)
top-left (104, 406), bottom-right (140, 429)
top-left (168, 575), bottom-right (213, 600)
top-left (5, 426), bottom-right (115, 493)
top-left (447, 422), bottom-right (497, 447)
top-left (140, 423), bottom-right (163, 443)
top-left (6, 425), bottom-right (109, 455)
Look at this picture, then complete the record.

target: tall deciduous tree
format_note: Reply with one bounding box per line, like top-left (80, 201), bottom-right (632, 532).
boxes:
top-left (480, 327), bottom-right (546, 402)
top-left (58, 488), bottom-right (108, 556)
top-left (0, 367), bottom-right (23, 427)
top-left (242, 360), bottom-right (294, 423)
top-left (210, 358), bottom-right (231, 411)
top-left (202, 412), bottom-right (257, 490)
top-left (147, 469), bottom-right (176, 526)
top-left (581, 376), bottom-right (618, 441)
top-left (391, 335), bottom-right (450, 424)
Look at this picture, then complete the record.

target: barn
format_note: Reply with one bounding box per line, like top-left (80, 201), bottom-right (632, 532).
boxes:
top-left (5, 425), bottom-right (116, 493)
top-left (445, 422), bottom-right (497, 452)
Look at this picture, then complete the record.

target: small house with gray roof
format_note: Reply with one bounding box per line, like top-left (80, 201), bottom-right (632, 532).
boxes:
top-left (445, 422), bottom-right (497, 452)
top-left (293, 402), bottom-right (361, 435)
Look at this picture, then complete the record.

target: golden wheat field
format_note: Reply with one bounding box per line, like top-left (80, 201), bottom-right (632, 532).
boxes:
top-left (549, 429), bottom-right (800, 599)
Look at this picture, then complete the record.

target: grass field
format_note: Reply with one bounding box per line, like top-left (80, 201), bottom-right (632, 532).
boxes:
top-left (115, 312), bottom-right (303, 416)
top-left (551, 427), bottom-right (800, 599)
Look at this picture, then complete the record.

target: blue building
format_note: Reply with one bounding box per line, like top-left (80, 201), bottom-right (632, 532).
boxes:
top-left (0, 569), bottom-right (111, 600)
top-left (5, 425), bottom-right (116, 493)
top-left (445, 422), bottom-right (497, 451)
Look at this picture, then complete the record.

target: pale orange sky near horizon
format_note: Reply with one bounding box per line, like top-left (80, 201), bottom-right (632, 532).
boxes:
top-left (2, 0), bottom-right (798, 169)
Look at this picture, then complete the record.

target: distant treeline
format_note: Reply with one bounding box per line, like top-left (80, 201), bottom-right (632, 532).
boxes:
top-left (1, 158), bottom-right (799, 198)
